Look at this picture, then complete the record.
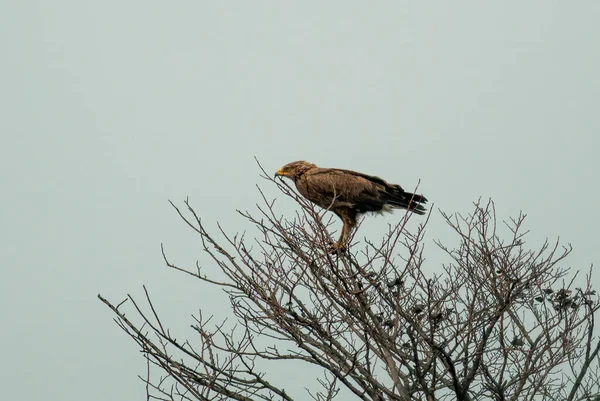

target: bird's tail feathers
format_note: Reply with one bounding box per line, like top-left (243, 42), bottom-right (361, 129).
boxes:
top-left (404, 192), bottom-right (427, 204)
top-left (387, 190), bottom-right (428, 215)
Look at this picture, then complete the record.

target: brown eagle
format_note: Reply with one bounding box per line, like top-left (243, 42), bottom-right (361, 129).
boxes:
top-left (275, 161), bottom-right (428, 252)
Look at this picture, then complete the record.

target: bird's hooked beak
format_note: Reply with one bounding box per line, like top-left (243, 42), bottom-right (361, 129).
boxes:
top-left (274, 169), bottom-right (287, 179)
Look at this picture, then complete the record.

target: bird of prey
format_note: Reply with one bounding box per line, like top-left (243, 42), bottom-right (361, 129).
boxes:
top-left (275, 161), bottom-right (428, 252)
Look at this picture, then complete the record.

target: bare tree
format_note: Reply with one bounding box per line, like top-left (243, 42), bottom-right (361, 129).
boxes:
top-left (99, 170), bottom-right (600, 401)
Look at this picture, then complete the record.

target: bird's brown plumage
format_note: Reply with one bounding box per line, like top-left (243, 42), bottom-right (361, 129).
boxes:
top-left (275, 161), bottom-right (428, 252)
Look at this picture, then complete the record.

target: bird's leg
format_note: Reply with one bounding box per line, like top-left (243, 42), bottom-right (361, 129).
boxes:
top-left (329, 216), bottom-right (356, 254)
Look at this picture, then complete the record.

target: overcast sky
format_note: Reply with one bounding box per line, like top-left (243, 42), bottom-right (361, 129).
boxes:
top-left (2, 2), bottom-right (599, 400)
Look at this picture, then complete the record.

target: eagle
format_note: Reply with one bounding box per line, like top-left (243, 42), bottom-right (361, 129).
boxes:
top-left (275, 161), bottom-right (428, 252)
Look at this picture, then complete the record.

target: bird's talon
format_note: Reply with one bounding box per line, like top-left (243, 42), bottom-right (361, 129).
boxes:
top-left (328, 242), bottom-right (347, 254)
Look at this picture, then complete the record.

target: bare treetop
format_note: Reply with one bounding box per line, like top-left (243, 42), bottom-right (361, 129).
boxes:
top-left (99, 167), bottom-right (599, 401)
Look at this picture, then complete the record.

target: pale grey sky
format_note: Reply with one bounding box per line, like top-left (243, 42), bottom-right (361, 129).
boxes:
top-left (1, 2), bottom-right (599, 400)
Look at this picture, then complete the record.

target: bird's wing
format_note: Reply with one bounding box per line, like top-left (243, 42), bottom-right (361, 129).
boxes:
top-left (318, 168), bottom-right (399, 190)
top-left (302, 168), bottom-right (383, 203)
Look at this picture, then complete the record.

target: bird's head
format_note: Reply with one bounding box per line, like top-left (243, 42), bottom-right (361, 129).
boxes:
top-left (275, 161), bottom-right (316, 181)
